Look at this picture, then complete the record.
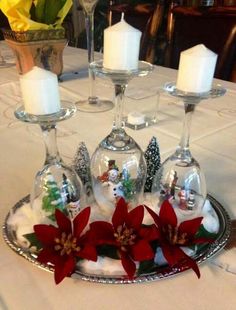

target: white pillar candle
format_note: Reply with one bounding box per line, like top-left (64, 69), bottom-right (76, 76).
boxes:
top-left (176, 44), bottom-right (217, 93)
top-left (103, 14), bottom-right (141, 71)
top-left (20, 66), bottom-right (61, 115)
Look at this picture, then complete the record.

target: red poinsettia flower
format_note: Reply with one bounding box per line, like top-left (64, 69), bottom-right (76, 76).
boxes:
top-left (34, 208), bottom-right (97, 284)
top-left (89, 198), bottom-right (158, 278)
top-left (146, 200), bottom-right (213, 278)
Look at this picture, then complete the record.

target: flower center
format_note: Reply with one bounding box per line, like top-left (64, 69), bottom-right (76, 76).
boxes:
top-left (54, 232), bottom-right (81, 256)
top-left (114, 225), bottom-right (136, 251)
top-left (164, 224), bottom-right (189, 245)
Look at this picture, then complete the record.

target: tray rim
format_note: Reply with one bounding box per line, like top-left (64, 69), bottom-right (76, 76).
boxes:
top-left (2, 194), bottom-right (231, 284)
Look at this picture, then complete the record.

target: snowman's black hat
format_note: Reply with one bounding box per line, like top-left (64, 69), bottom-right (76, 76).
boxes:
top-left (108, 160), bottom-right (119, 171)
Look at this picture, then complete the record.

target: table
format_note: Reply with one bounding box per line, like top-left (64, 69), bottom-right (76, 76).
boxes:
top-left (0, 43), bottom-right (236, 310)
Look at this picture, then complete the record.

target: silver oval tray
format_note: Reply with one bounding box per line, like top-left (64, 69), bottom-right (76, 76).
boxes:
top-left (2, 194), bottom-right (231, 284)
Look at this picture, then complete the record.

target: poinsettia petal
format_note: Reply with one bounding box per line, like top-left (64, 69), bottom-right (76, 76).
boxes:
top-left (120, 251), bottom-right (136, 279)
top-left (161, 244), bottom-right (180, 266)
top-left (182, 253), bottom-right (201, 278)
top-left (126, 205), bottom-right (144, 231)
top-left (179, 217), bottom-right (203, 237)
top-left (55, 209), bottom-right (71, 233)
top-left (34, 224), bottom-right (59, 245)
top-left (89, 221), bottom-right (115, 245)
top-left (78, 244), bottom-right (97, 261)
top-left (159, 200), bottom-right (177, 227)
top-left (172, 247), bottom-right (201, 278)
top-left (161, 245), bottom-right (200, 278)
top-left (54, 256), bottom-right (76, 284)
top-left (139, 225), bottom-right (160, 241)
top-left (131, 240), bottom-right (154, 261)
top-left (145, 206), bottom-right (162, 227)
top-left (74, 207), bottom-right (90, 238)
top-left (112, 197), bottom-right (128, 230)
top-left (37, 248), bottom-right (59, 265)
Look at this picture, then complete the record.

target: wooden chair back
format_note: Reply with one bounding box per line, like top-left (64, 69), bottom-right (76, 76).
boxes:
top-left (108, 1), bottom-right (165, 63)
top-left (165, 4), bottom-right (236, 81)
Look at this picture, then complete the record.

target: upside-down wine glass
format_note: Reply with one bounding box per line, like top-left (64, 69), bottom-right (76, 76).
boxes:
top-left (152, 82), bottom-right (226, 218)
top-left (90, 60), bottom-right (153, 215)
top-left (14, 103), bottom-right (85, 221)
top-left (76, 0), bottom-right (114, 112)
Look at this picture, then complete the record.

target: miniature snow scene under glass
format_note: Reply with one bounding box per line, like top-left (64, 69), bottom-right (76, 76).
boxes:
top-left (91, 152), bottom-right (146, 216)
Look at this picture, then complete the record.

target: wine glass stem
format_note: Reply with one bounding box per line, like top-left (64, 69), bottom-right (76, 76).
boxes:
top-left (114, 83), bottom-right (127, 130)
top-left (85, 12), bottom-right (94, 64)
top-left (84, 11), bottom-right (97, 102)
top-left (40, 124), bottom-right (62, 165)
top-left (179, 102), bottom-right (196, 151)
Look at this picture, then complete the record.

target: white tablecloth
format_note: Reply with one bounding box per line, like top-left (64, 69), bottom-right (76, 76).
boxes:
top-left (0, 43), bottom-right (236, 310)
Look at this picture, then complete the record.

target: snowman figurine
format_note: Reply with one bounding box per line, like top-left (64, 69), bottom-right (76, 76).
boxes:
top-left (67, 200), bottom-right (81, 219)
top-left (108, 168), bottom-right (119, 183)
top-left (100, 160), bottom-right (125, 203)
top-left (104, 168), bottom-right (124, 202)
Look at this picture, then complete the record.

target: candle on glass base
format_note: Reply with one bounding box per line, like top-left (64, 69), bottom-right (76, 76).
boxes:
top-left (20, 66), bottom-right (61, 115)
top-left (103, 13), bottom-right (141, 71)
top-left (176, 44), bottom-right (217, 93)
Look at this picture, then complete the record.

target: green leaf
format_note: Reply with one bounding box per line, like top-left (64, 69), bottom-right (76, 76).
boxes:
top-left (31, 0), bottom-right (68, 25)
top-left (195, 225), bottom-right (218, 252)
top-left (23, 233), bottom-right (42, 251)
top-left (30, 2), bottom-right (36, 21)
top-left (97, 245), bottom-right (120, 259)
top-left (34, 0), bottom-right (46, 23)
top-left (138, 259), bottom-right (157, 275)
top-left (43, 0), bottom-right (67, 25)
top-left (195, 225), bottom-right (218, 239)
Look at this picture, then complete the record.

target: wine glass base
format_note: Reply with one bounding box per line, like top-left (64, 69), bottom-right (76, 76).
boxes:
top-left (164, 82), bottom-right (226, 100)
top-left (76, 98), bottom-right (114, 113)
top-left (14, 101), bottom-right (76, 124)
top-left (90, 60), bottom-right (154, 83)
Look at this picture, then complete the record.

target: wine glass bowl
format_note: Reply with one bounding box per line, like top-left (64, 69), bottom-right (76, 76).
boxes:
top-left (79, 0), bottom-right (98, 13)
top-left (31, 162), bottom-right (85, 220)
top-left (91, 136), bottom-right (146, 214)
top-left (152, 151), bottom-right (207, 216)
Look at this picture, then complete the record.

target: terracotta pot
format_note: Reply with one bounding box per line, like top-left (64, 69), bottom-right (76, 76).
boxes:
top-left (3, 29), bottom-right (67, 76)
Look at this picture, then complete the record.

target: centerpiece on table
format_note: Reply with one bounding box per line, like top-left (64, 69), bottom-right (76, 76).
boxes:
top-left (0, 0), bottom-right (72, 76)
top-left (2, 12), bottom-right (229, 286)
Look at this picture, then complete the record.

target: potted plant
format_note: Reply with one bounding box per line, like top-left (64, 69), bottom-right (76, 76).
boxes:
top-left (0, 0), bottom-right (73, 75)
